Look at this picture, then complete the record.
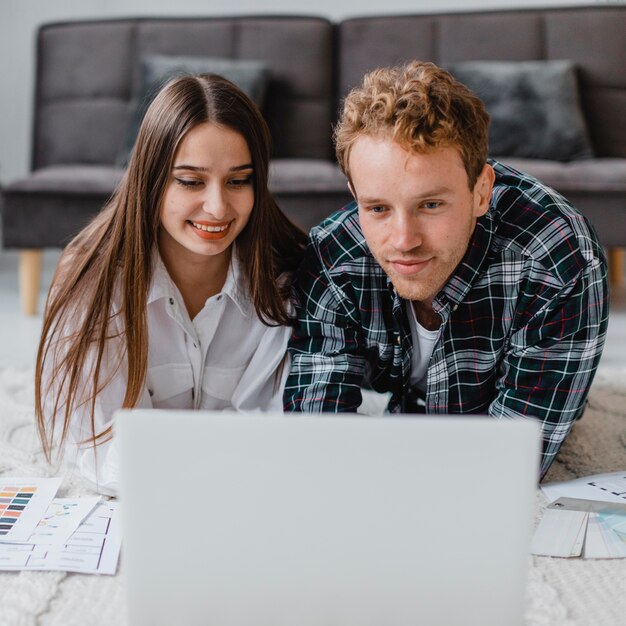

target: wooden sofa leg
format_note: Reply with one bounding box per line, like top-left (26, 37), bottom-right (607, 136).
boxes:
top-left (19, 249), bottom-right (43, 315)
top-left (608, 248), bottom-right (624, 288)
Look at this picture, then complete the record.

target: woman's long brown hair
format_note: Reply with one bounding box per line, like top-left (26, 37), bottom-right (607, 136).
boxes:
top-left (35, 74), bottom-right (306, 461)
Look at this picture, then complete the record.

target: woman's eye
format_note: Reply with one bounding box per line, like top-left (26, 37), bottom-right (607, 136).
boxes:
top-left (175, 178), bottom-right (202, 188)
top-left (228, 175), bottom-right (253, 187)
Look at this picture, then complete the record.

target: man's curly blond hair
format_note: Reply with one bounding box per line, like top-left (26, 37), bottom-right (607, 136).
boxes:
top-left (334, 61), bottom-right (490, 190)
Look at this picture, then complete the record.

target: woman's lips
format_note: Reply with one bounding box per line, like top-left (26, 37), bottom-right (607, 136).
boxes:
top-left (188, 220), bottom-right (233, 240)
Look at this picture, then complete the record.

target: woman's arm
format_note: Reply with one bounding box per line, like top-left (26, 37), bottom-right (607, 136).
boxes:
top-left (41, 313), bottom-right (152, 496)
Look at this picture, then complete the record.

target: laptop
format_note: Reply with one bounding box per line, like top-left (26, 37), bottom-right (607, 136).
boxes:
top-left (116, 410), bottom-right (540, 626)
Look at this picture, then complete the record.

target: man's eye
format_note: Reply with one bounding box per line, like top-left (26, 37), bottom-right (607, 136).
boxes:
top-left (369, 205), bottom-right (386, 214)
top-left (423, 201), bottom-right (441, 209)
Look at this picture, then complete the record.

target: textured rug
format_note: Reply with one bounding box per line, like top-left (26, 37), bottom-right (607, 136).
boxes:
top-left (0, 367), bottom-right (625, 626)
top-left (543, 367), bottom-right (626, 483)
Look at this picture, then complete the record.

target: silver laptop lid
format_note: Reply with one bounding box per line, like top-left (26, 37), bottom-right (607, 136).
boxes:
top-left (117, 411), bottom-right (540, 626)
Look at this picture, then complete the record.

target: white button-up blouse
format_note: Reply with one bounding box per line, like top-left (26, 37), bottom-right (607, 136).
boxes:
top-left (48, 251), bottom-right (290, 495)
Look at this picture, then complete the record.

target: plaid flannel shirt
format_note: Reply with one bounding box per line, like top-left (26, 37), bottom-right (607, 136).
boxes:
top-left (284, 160), bottom-right (609, 477)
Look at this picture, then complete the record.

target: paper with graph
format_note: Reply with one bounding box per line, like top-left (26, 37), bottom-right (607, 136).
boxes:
top-left (0, 500), bottom-right (121, 574)
top-left (542, 471), bottom-right (626, 505)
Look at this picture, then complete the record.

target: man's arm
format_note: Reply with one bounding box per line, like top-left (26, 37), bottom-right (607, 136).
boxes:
top-left (490, 253), bottom-right (609, 478)
top-left (284, 241), bottom-right (367, 413)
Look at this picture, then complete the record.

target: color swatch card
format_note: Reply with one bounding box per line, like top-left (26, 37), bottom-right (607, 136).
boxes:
top-left (536, 471), bottom-right (626, 559)
top-left (0, 500), bottom-right (121, 574)
top-left (584, 512), bottom-right (626, 559)
top-left (531, 509), bottom-right (589, 557)
top-left (0, 477), bottom-right (62, 542)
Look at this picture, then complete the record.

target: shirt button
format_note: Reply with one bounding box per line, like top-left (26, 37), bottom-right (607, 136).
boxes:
top-left (169, 297), bottom-right (174, 306)
top-left (396, 336), bottom-right (401, 345)
top-left (216, 295), bottom-right (222, 301)
top-left (193, 343), bottom-right (197, 349)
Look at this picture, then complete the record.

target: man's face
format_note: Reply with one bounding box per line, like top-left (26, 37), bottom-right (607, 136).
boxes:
top-left (349, 135), bottom-right (494, 304)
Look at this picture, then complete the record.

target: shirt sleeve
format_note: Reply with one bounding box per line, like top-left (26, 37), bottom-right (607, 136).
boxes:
top-left (284, 242), bottom-right (367, 412)
top-left (67, 364), bottom-right (153, 497)
top-left (489, 252), bottom-right (609, 478)
top-left (42, 316), bottom-right (152, 496)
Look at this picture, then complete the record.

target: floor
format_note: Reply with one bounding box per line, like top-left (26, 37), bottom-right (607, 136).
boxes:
top-left (0, 249), bottom-right (62, 368)
top-left (0, 247), bottom-right (625, 369)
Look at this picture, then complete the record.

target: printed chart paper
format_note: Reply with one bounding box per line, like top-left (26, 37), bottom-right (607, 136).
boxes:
top-left (0, 477), bottom-right (62, 542)
top-left (0, 500), bottom-right (121, 574)
top-left (26, 497), bottom-right (101, 545)
top-left (542, 471), bottom-right (626, 505)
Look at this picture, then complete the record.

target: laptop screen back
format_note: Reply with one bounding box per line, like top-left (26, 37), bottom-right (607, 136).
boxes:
top-left (117, 411), bottom-right (539, 626)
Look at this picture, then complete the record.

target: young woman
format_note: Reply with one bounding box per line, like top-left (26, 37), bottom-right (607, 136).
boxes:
top-left (35, 74), bottom-right (306, 495)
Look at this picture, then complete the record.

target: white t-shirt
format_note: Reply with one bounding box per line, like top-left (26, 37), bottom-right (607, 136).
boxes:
top-left (405, 301), bottom-right (440, 393)
top-left (45, 252), bottom-right (290, 496)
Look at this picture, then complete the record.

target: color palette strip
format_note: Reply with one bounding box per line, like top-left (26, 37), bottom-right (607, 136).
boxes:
top-left (0, 486), bottom-right (36, 535)
top-left (0, 477), bottom-right (62, 543)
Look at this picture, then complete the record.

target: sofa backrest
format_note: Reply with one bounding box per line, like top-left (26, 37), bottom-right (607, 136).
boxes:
top-left (33, 16), bottom-right (334, 169)
top-left (338, 7), bottom-right (626, 159)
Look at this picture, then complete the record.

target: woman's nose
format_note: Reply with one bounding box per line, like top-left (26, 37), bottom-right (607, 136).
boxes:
top-left (201, 184), bottom-right (229, 219)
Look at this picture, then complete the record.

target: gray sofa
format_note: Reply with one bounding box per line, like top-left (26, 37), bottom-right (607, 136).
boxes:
top-left (2, 7), bottom-right (625, 313)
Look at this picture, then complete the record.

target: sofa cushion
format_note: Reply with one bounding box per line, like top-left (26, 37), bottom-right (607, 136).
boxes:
top-left (268, 159), bottom-right (349, 194)
top-left (496, 157), bottom-right (626, 194)
top-left (449, 60), bottom-right (594, 161)
top-left (116, 54), bottom-right (270, 166)
top-left (5, 165), bottom-right (123, 194)
top-left (2, 166), bottom-right (124, 248)
top-left (268, 159), bottom-right (352, 231)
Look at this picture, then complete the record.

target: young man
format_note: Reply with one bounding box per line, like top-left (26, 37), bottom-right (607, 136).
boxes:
top-left (283, 61), bottom-right (609, 477)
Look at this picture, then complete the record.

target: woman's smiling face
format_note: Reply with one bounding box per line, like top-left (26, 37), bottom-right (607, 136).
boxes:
top-left (158, 121), bottom-right (254, 268)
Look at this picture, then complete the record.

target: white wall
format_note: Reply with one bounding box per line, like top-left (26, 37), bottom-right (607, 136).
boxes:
top-left (0, 0), bottom-right (597, 184)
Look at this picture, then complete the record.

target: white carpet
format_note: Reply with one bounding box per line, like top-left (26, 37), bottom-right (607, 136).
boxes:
top-left (0, 367), bottom-right (625, 626)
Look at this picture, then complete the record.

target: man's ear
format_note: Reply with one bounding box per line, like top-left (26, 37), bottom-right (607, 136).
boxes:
top-left (472, 163), bottom-right (495, 218)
